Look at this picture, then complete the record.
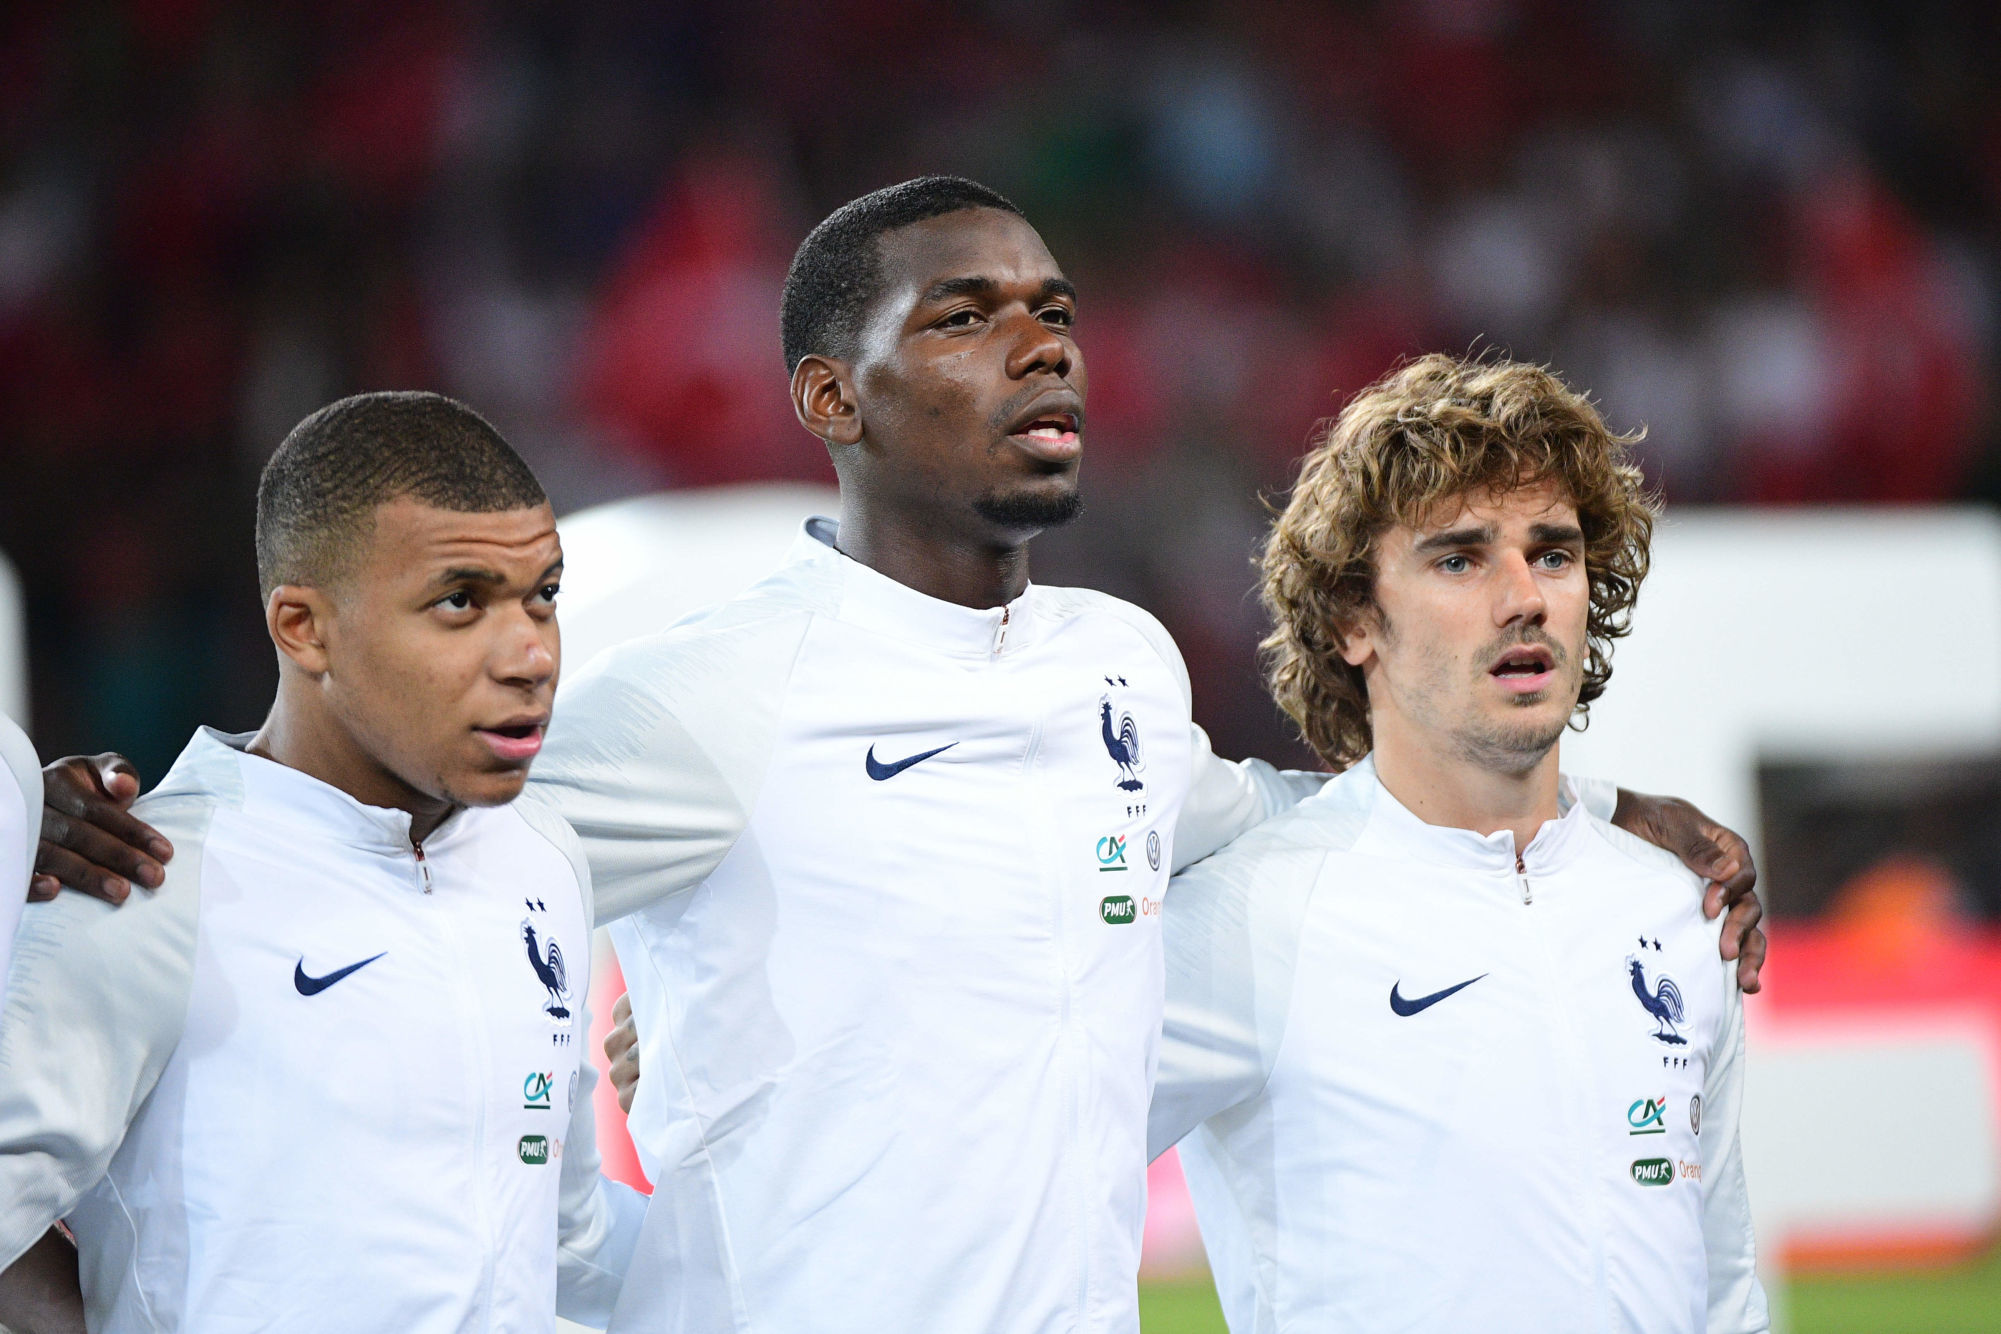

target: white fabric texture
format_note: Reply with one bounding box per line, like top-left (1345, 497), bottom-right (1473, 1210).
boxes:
top-left (0, 729), bottom-right (642, 1332)
top-left (1152, 758), bottom-right (1767, 1334)
top-left (0, 713), bottom-right (39, 1009)
top-left (532, 518), bottom-right (1329, 1334)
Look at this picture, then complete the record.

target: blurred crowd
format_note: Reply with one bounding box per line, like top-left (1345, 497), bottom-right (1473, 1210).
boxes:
top-left (2, 0), bottom-right (1998, 786)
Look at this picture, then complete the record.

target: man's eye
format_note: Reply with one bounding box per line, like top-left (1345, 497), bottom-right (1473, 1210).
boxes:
top-left (1039, 306), bottom-right (1074, 327)
top-left (438, 590), bottom-right (474, 612)
top-left (536, 583), bottom-right (561, 605)
top-left (1539, 550), bottom-right (1575, 570)
top-left (939, 309), bottom-right (982, 328)
top-left (1439, 555), bottom-right (1471, 574)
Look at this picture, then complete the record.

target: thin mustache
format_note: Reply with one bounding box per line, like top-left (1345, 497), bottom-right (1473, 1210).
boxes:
top-left (1485, 629), bottom-right (1567, 667)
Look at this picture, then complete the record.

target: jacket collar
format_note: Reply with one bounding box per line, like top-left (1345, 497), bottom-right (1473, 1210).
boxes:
top-left (790, 516), bottom-right (1037, 658)
top-left (1350, 754), bottom-right (1591, 875)
top-left (189, 727), bottom-right (469, 855)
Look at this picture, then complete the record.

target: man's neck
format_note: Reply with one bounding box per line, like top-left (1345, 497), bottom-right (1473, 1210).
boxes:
top-left (1369, 727), bottom-right (1562, 855)
top-left (248, 689), bottom-right (457, 843)
top-left (833, 496), bottom-right (1032, 610)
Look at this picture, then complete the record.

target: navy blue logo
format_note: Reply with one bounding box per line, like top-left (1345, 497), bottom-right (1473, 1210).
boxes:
top-left (294, 952), bottom-right (385, 996)
top-left (523, 921), bottom-right (571, 1022)
top-left (1098, 693), bottom-right (1144, 792)
top-left (1390, 974), bottom-right (1487, 1016)
top-left (866, 742), bottom-right (957, 781)
top-left (1627, 956), bottom-right (1687, 1045)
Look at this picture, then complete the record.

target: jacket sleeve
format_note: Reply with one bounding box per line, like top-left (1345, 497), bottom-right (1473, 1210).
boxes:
top-left (0, 799), bottom-right (203, 1269)
top-left (1150, 843), bottom-right (1321, 1160)
top-left (529, 614), bottom-right (806, 924)
top-left (1173, 726), bottom-right (1330, 872)
top-left (1700, 980), bottom-right (1771, 1333)
top-left (0, 714), bottom-right (40, 1007)
top-left (553, 1033), bottom-right (648, 1327)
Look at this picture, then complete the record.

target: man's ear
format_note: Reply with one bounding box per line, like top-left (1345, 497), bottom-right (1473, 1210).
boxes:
top-left (792, 354), bottom-right (862, 448)
top-left (266, 585), bottom-right (335, 676)
top-left (1336, 614), bottom-right (1376, 669)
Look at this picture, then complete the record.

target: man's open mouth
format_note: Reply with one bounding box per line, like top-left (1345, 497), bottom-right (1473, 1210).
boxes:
top-left (1489, 647), bottom-right (1555, 679)
top-left (476, 718), bottom-right (548, 763)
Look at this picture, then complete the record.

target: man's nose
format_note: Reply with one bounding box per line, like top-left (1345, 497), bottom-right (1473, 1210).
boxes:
top-left (1495, 553), bottom-right (1547, 626)
top-left (1004, 311), bottom-right (1071, 380)
top-left (496, 611), bottom-right (558, 687)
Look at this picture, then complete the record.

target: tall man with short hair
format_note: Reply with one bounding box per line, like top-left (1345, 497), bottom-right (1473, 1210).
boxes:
top-left (36, 182), bottom-right (1765, 1334)
top-left (1150, 354), bottom-right (1767, 1332)
top-left (0, 392), bottom-right (641, 1332)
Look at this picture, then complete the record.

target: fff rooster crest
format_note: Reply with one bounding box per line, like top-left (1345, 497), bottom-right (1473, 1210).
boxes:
top-left (1098, 691), bottom-right (1144, 792)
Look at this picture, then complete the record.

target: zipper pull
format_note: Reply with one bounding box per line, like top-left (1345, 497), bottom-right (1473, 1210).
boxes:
top-left (992, 605), bottom-right (1010, 656)
top-left (414, 841), bottom-right (432, 894)
top-left (1515, 851), bottom-right (1532, 905)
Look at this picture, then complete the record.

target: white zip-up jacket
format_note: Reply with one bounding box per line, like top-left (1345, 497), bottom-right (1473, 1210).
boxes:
top-left (0, 728), bottom-right (644, 1332)
top-left (1150, 758), bottom-right (1767, 1334)
top-left (529, 518), bottom-right (1320, 1334)
top-left (0, 713), bottom-right (37, 1005)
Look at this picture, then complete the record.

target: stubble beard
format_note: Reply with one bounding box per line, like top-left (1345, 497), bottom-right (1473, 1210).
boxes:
top-left (972, 487), bottom-right (1084, 531)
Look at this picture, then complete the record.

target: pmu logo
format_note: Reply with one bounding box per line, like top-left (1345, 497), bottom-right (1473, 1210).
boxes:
top-left (1101, 895), bottom-right (1137, 924)
top-left (1096, 835), bottom-right (1129, 872)
top-left (1629, 1157), bottom-right (1674, 1187)
top-left (518, 1134), bottom-right (551, 1166)
top-left (1627, 1096), bottom-right (1667, 1136)
top-left (524, 1072), bottom-right (554, 1111)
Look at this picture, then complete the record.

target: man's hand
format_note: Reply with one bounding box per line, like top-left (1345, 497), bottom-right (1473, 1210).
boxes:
top-left (1611, 789), bottom-right (1766, 993)
top-left (32, 754), bottom-right (172, 905)
top-left (0, 1225), bottom-right (87, 1334)
top-left (605, 992), bottom-right (640, 1114)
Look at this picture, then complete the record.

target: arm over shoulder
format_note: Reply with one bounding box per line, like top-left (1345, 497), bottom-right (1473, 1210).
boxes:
top-left (1150, 837), bottom-right (1324, 1160)
top-left (0, 797), bottom-right (205, 1269)
top-left (553, 1031), bottom-right (647, 1325)
top-left (530, 610), bottom-right (809, 924)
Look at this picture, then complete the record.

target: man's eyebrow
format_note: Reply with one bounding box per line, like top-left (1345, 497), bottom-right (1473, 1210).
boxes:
top-left (916, 275), bottom-right (1078, 307)
top-left (919, 275), bottom-right (999, 305)
top-left (1412, 524), bottom-right (1496, 554)
top-left (1529, 523), bottom-right (1586, 545)
top-left (429, 566), bottom-right (507, 588)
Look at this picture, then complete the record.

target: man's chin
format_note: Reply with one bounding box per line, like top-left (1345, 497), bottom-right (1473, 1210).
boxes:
top-left (973, 487), bottom-right (1084, 532)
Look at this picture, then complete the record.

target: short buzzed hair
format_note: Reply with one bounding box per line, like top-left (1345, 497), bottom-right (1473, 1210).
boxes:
top-left (780, 175), bottom-right (1024, 373)
top-left (255, 391), bottom-right (546, 597)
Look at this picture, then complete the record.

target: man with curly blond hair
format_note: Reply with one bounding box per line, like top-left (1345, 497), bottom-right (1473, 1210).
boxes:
top-left (1148, 353), bottom-right (1768, 1334)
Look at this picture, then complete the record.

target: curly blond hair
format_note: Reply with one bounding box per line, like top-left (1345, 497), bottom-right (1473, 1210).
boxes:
top-left (1260, 353), bottom-right (1657, 770)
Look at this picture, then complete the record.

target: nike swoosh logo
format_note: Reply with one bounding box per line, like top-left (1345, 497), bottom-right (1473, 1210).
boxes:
top-left (294, 952), bottom-right (387, 996)
top-left (1390, 973), bottom-right (1488, 1017)
top-left (865, 742), bottom-right (957, 781)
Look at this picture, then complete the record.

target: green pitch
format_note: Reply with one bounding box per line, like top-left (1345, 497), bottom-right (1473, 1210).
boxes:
top-left (1140, 1243), bottom-right (2001, 1333)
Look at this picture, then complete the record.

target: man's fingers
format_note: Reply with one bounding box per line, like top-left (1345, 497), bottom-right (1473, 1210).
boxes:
top-left (31, 842), bottom-right (132, 905)
top-left (611, 992), bottom-right (631, 1026)
top-left (27, 873), bottom-right (62, 901)
top-left (39, 808), bottom-right (165, 890)
top-left (94, 754), bottom-right (142, 803)
top-left (603, 1017), bottom-right (637, 1064)
top-left (43, 755), bottom-right (173, 862)
top-left (1735, 926), bottom-right (1768, 994)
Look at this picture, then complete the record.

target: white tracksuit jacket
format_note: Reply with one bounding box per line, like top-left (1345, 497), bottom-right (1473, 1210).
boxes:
top-left (529, 518), bottom-right (1321, 1334)
top-left (0, 728), bottom-right (645, 1331)
top-left (0, 713), bottom-right (37, 1007)
top-left (1150, 758), bottom-right (1768, 1334)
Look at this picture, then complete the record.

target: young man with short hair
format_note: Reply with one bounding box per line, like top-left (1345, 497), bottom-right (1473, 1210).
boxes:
top-left (0, 393), bottom-right (641, 1333)
top-left (1149, 354), bottom-right (1767, 1332)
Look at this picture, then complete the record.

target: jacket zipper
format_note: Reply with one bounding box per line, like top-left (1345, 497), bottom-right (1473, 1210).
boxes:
top-left (1516, 851), bottom-right (1532, 904)
top-left (992, 605), bottom-right (1010, 656)
top-left (414, 840), bottom-right (433, 893)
